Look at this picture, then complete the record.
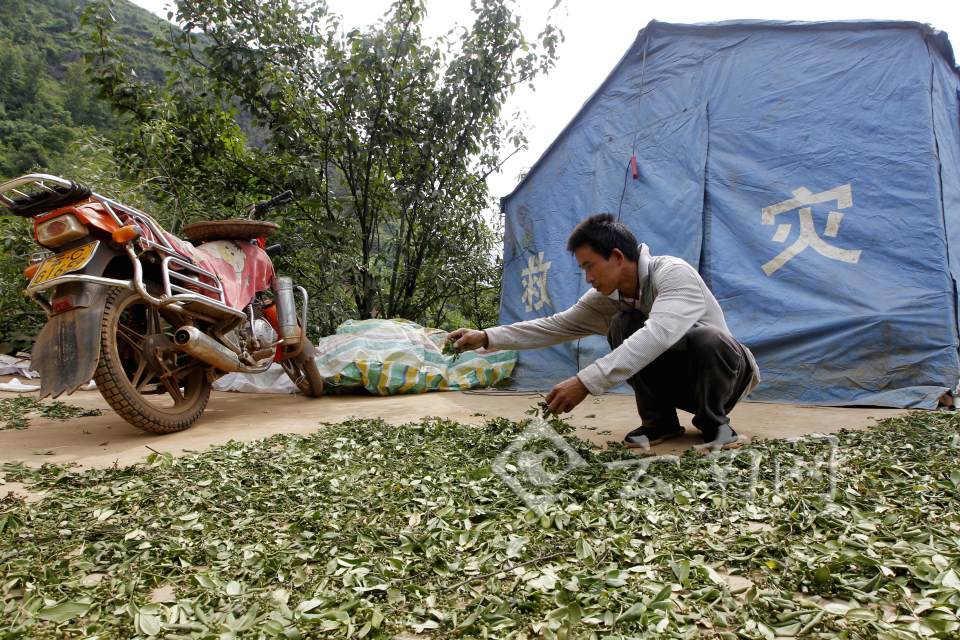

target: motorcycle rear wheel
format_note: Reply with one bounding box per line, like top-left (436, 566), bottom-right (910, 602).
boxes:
top-left (94, 287), bottom-right (212, 433)
top-left (280, 340), bottom-right (324, 397)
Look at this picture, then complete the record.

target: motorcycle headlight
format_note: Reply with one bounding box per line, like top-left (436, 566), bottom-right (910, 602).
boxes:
top-left (36, 214), bottom-right (88, 247)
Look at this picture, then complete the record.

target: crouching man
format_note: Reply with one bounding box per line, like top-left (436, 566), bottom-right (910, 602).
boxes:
top-left (448, 213), bottom-right (760, 450)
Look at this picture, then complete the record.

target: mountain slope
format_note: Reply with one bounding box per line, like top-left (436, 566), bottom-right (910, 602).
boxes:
top-left (0, 0), bottom-right (176, 176)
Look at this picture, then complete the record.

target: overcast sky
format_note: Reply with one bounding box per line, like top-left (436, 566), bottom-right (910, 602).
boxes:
top-left (128, 0), bottom-right (960, 203)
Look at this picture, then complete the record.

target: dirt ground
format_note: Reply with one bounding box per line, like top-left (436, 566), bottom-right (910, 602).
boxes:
top-left (1, 374), bottom-right (907, 474)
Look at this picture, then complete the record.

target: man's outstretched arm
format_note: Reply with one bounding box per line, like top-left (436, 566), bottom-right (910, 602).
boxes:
top-left (446, 326), bottom-right (590, 413)
top-left (448, 295), bottom-right (609, 353)
top-left (446, 294), bottom-right (609, 414)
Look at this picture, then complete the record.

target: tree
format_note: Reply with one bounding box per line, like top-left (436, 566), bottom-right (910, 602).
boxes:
top-left (79, 0), bottom-right (561, 333)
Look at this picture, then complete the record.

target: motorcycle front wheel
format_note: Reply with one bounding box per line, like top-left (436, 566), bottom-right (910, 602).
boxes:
top-left (280, 339), bottom-right (324, 397)
top-left (94, 287), bottom-right (212, 433)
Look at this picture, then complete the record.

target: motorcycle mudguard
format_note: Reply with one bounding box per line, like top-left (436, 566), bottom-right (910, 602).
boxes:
top-left (34, 284), bottom-right (109, 399)
top-left (301, 336), bottom-right (319, 359)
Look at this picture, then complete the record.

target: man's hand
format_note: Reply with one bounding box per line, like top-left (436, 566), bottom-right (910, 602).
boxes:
top-left (545, 376), bottom-right (590, 414)
top-left (447, 328), bottom-right (489, 351)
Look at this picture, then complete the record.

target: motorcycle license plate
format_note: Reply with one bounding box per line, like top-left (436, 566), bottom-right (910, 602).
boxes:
top-left (28, 241), bottom-right (100, 290)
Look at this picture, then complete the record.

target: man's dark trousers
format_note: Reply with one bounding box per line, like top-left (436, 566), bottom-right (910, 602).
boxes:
top-left (607, 311), bottom-right (753, 438)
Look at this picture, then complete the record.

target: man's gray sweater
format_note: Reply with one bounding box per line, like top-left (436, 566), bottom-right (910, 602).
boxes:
top-left (485, 244), bottom-right (760, 398)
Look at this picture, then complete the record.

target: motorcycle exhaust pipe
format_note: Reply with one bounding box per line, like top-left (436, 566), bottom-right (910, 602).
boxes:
top-left (173, 326), bottom-right (241, 373)
top-left (271, 276), bottom-right (301, 345)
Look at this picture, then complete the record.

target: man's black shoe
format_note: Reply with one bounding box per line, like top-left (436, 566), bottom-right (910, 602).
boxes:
top-left (694, 424), bottom-right (741, 452)
top-left (623, 425), bottom-right (685, 450)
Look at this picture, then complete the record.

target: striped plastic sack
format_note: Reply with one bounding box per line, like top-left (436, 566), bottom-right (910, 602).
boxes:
top-left (315, 319), bottom-right (518, 395)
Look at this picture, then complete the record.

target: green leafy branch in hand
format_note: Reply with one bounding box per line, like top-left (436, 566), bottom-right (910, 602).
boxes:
top-left (442, 337), bottom-right (463, 363)
top-left (523, 399), bottom-right (556, 420)
top-left (524, 395), bottom-right (575, 434)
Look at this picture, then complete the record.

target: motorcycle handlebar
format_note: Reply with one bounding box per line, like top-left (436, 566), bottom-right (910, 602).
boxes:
top-left (248, 190), bottom-right (294, 219)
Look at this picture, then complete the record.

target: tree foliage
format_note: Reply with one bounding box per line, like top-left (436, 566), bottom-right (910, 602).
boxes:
top-left (0, 0), bottom-right (202, 353)
top-left (79, 0), bottom-right (561, 333)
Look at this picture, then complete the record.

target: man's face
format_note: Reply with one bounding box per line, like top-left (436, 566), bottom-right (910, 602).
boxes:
top-left (575, 245), bottom-right (623, 297)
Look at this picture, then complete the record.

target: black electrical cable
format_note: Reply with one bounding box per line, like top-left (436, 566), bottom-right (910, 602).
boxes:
top-left (616, 34), bottom-right (650, 221)
top-left (460, 388), bottom-right (541, 396)
top-left (615, 158), bottom-right (632, 222)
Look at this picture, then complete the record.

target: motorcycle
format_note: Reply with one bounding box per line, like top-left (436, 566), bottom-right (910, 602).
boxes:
top-left (0, 173), bottom-right (323, 434)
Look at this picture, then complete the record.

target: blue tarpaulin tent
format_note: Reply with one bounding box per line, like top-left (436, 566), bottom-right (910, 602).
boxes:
top-left (499, 20), bottom-right (960, 408)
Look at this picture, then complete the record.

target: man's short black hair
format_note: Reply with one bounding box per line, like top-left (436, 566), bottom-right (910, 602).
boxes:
top-left (566, 214), bottom-right (640, 262)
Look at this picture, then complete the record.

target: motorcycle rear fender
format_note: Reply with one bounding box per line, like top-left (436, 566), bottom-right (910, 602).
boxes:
top-left (32, 236), bottom-right (128, 399)
top-left (34, 283), bottom-right (109, 399)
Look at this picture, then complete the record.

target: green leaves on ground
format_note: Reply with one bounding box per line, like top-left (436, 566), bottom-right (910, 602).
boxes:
top-left (0, 396), bottom-right (101, 430)
top-left (2, 411), bottom-right (960, 638)
top-left (36, 601), bottom-right (91, 623)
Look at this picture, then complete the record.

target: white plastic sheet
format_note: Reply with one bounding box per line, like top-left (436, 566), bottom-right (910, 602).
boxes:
top-left (214, 364), bottom-right (295, 394)
top-left (0, 378), bottom-right (41, 392)
top-left (0, 355), bottom-right (38, 379)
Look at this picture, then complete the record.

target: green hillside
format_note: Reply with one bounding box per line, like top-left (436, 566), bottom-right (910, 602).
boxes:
top-left (0, 0), bottom-right (174, 177)
top-left (0, 0), bottom-right (178, 353)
